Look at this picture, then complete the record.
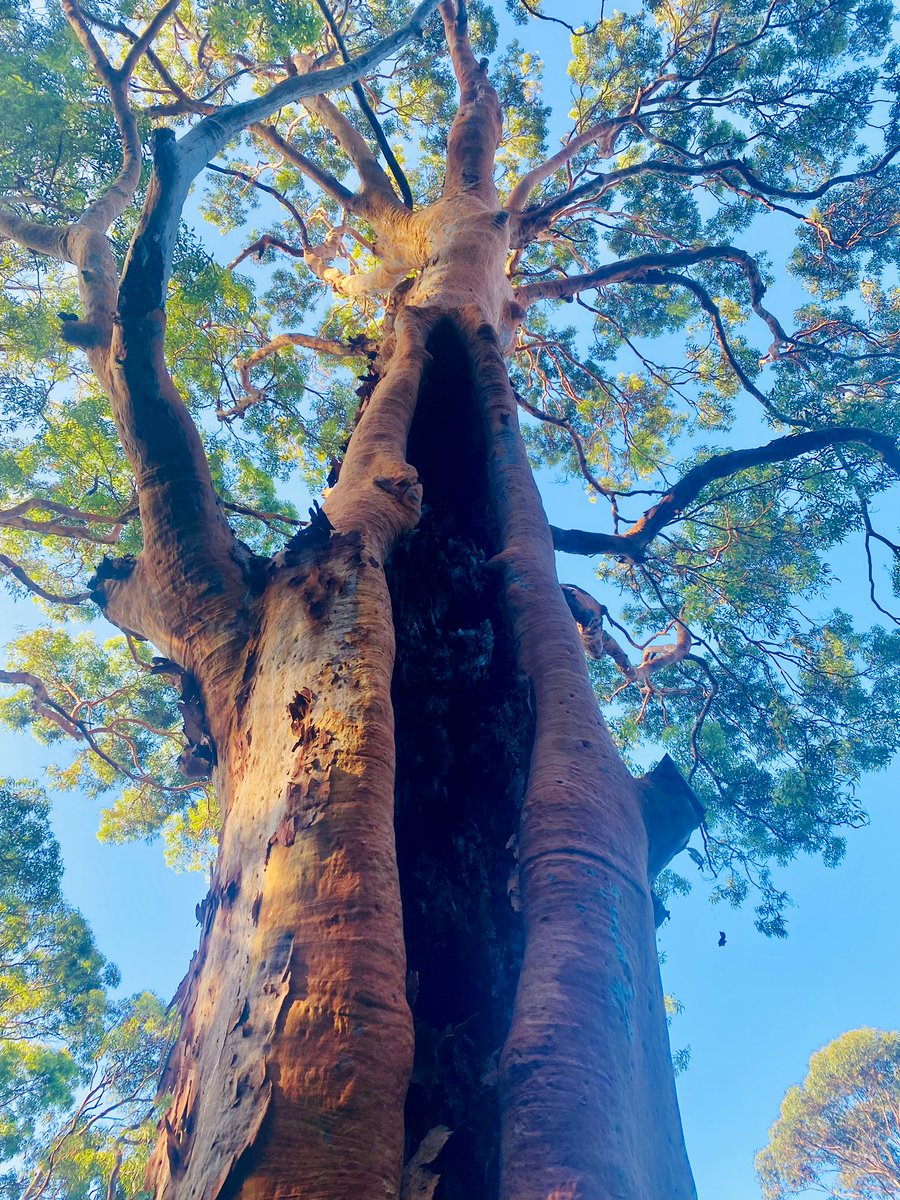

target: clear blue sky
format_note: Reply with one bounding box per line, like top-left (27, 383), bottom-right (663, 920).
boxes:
top-left (2, 4), bottom-right (899, 1197)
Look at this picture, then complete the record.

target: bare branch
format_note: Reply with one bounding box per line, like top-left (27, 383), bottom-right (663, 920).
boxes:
top-left (226, 233), bottom-right (307, 271)
top-left (0, 669), bottom-right (84, 738)
top-left (220, 330), bottom-right (376, 419)
top-left (515, 246), bottom-right (789, 365)
top-left (516, 145), bottom-right (900, 243)
top-left (513, 388), bottom-right (615, 499)
top-left (561, 583), bottom-right (693, 681)
top-left (512, 0), bottom-right (600, 34)
top-left (0, 667), bottom-right (201, 792)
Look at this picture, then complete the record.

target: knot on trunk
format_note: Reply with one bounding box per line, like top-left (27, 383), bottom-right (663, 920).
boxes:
top-left (374, 471), bottom-right (423, 518)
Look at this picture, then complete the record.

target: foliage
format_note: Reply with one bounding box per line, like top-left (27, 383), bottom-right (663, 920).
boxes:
top-left (0, 778), bottom-right (172, 1199)
top-left (0, 0), bottom-right (897, 944)
top-left (756, 1028), bottom-right (900, 1199)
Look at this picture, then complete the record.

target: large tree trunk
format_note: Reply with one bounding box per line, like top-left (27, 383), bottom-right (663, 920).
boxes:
top-left (140, 288), bottom-right (697, 1200)
top-left (119, 13), bottom-right (698, 1198)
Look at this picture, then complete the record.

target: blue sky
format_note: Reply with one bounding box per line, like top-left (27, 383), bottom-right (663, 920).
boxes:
top-left (1, 2), bottom-right (899, 1197)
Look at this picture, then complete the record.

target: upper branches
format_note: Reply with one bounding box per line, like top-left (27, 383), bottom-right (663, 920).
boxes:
top-left (120, 0), bottom-right (441, 319)
top-left (438, 0), bottom-right (503, 200)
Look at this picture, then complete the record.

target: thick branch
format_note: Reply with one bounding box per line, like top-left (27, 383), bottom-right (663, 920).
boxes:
top-left (60, 0), bottom-right (143, 232)
top-left (292, 52), bottom-right (401, 210)
top-left (252, 123), bottom-right (356, 210)
top-left (439, 1), bottom-right (503, 200)
top-left (516, 145), bottom-right (900, 243)
top-left (107, 10), bottom-right (437, 625)
top-left (552, 427), bottom-right (900, 559)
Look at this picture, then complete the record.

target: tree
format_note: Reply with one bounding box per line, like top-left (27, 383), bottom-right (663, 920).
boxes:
top-left (1, 0), bottom-right (899, 1195)
top-left (757, 1028), bottom-right (900, 1200)
top-left (0, 778), bottom-right (172, 1199)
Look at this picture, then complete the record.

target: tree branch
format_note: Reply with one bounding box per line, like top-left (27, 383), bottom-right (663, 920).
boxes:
top-left (551, 427), bottom-right (900, 559)
top-left (515, 145), bottom-right (900, 244)
top-left (0, 497), bottom-right (132, 544)
top-left (291, 51), bottom-right (403, 210)
top-left (641, 269), bottom-right (803, 426)
top-left (120, 0), bottom-right (182, 77)
top-left (506, 115), bottom-right (635, 213)
top-left (226, 233), bottom-right (307, 271)
top-left (0, 554), bottom-right (92, 605)
top-left (314, 0), bottom-right (414, 208)
top-left (207, 164), bottom-right (310, 246)
top-left (220, 330), bottom-right (375, 419)
top-left (251, 123), bottom-right (356, 210)
top-left (439, 0), bottom-right (503, 199)
top-left (118, 0), bottom-right (440, 321)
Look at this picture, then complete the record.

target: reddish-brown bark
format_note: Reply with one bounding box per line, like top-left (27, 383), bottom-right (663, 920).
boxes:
top-left (5, 5), bottom-right (706, 1197)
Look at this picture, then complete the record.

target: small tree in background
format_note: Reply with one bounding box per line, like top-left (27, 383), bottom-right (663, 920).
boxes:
top-left (0, 778), bottom-right (173, 1199)
top-left (757, 1028), bottom-right (900, 1200)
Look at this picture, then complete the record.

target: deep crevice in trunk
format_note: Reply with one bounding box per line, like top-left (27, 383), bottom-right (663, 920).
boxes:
top-left (388, 323), bottom-right (533, 1199)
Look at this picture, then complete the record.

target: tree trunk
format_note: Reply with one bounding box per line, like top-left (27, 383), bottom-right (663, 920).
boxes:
top-left (141, 275), bottom-right (697, 1198)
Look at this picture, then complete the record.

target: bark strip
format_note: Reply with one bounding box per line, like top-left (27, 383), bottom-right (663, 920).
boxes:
top-left (462, 309), bottom-right (696, 1200)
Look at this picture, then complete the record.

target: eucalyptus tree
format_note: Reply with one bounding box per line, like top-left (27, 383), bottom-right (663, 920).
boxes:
top-left (1, 0), bottom-right (899, 1196)
top-left (757, 1028), bottom-right (900, 1200)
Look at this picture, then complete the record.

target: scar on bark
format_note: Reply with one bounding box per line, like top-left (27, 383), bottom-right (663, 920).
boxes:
top-left (638, 754), bottom-right (705, 925)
